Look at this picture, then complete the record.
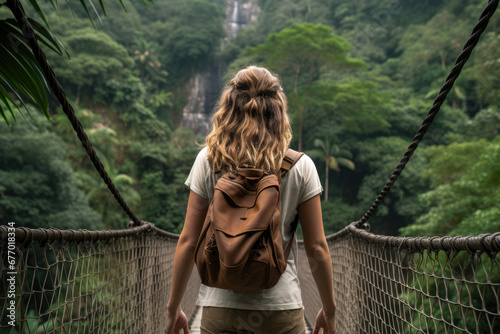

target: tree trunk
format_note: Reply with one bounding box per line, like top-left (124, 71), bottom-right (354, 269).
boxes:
top-left (440, 51), bottom-right (446, 70)
top-left (75, 85), bottom-right (82, 105)
top-left (324, 158), bottom-right (329, 202)
top-left (298, 109), bottom-right (303, 152)
top-left (293, 65), bottom-right (301, 95)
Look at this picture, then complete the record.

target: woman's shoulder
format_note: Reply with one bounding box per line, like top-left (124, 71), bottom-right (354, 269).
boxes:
top-left (293, 152), bottom-right (316, 172)
top-left (284, 152), bottom-right (318, 180)
top-left (194, 147), bottom-right (210, 163)
top-left (190, 147), bottom-right (211, 172)
top-left (197, 146), bottom-right (209, 158)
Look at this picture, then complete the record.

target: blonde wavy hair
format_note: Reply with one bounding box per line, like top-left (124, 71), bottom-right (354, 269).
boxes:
top-left (205, 66), bottom-right (292, 174)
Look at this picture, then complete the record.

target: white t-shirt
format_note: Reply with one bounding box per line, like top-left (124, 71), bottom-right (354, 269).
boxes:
top-left (185, 147), bottom-right (323, 310)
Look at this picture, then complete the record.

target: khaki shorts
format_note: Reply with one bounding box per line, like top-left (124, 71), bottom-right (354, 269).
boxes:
top-left (200, 306), bottom-right (306, 334)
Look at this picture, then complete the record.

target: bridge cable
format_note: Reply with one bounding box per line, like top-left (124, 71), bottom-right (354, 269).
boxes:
top-left (356, 0), bottom-right (499, 229)
top-left (6, 0), bottom-right (143, 227)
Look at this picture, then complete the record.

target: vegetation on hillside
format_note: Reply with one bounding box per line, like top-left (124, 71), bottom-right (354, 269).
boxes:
top-left (0, 0), bottom-right (498, 238)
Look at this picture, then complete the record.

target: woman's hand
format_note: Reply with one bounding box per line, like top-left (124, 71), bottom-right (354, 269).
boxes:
top-left (164, 309), bottom-right (189, 334)
top-left (313, 307), bottom-right (336, 334)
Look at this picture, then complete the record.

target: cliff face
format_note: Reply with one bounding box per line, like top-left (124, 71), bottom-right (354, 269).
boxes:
top-left (224, 0), bottom-right (261, 42)
top-left (181, 69), bottom-right (222, 136)
top-left (181, 0), bottom-right (260, 136)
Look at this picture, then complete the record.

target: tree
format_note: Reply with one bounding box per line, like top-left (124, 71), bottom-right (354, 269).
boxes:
top-left (0, 114), bottom-right (101, 229)
top-left (466, 32), bottom-right (500, 108)
top-left (0, 0), bottom-right (151, 123)
top-left (151, 0), bottom-right (226, 84)
top-left (133, 38), bottom-right (163, 79)
top-left (44, 16), bottom-right (136, 105)
top-left (354, 136), bottom-right (428, 235)
top-left (241, 23), bottom-right (365, 150)
top-left (74, 124), bottom-right (141, 229)
top-left (307, 136), bottom-right (355, 202)
top-left (400, 138), bottom-right (500, 237)
top-left (395, 9), bottom-right (467, 93)
top-left (77, 167), bottom-right (140, 229)
top-left (131, 127), bottom-right (201, 232)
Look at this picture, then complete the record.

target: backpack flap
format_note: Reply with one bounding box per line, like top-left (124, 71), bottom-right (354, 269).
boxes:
top-left (211, 172), bottom-right (281, 267)
top-left (195, 169), bottom-right (286, 291)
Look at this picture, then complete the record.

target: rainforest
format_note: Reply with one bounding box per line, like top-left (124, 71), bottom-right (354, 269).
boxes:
top-left (1, 0), bottom-right (499, 239)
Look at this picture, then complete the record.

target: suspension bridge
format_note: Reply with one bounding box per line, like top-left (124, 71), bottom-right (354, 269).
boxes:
top-left (1, 0), bottom-right (499, 332)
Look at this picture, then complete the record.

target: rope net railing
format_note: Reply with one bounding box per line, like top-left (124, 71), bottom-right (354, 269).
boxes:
top-left (0, 224), bottom-right (200, 333)
top-left (1, 223), bottom-right (499, 333)
top-left (324, 226), bottom-right (500, 333)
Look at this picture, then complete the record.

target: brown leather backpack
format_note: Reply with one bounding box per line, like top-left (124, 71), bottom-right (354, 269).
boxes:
top-left (194, 149), bottom-right (303, 292)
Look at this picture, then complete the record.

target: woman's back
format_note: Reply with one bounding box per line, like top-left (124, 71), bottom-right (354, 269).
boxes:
top-left (185, 146), bottom-right (322, 310)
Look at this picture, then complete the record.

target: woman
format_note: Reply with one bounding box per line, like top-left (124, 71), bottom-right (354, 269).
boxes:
top-left (164, 66), bottom-right (336, 334)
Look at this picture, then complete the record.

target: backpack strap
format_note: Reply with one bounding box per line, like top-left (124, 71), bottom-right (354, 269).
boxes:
top-left (280, 148), bottom-right (304, 260)
top-left (281, 148), bottom-right (304, 176)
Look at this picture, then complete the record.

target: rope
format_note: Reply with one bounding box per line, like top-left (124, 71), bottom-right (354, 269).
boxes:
top-left (325, 225), bottom-right (500, 253)
top-left (0, 222), bottom-right (180, 244)
top-left (6, 0), bottom-right (142, 227)
top-left (356, 0), bottom-right (499, 227)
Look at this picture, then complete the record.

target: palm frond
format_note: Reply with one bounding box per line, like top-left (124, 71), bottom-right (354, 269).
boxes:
top-left (0, 84), bottom-right (17, 124)
top-left (313, 138), bottom-right (327, 152)
top-left (0, 17), bottom-right (69, 122)
top-left (28, 0), bottom-right (50, 28)
top-left (0, 44), bottom-right (49, 118)
top-left (3, 18), bottom-right (69, 57)
top-left (337, 157), bottom-right (355, 170)
top-left (0, 0), bottom-right (150, 124)
top-left (305, 148), bottom-right (325, 160)
top-left (328, 156), bottom-right (340, 171)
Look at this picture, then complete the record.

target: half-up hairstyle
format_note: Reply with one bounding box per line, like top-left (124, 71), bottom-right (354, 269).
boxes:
top-left (205, 66), bottom-right (292, 175)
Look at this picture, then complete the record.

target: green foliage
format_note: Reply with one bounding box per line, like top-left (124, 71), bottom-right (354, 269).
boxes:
top-left (131, 127), bottom-right (200, 232)
top-left (2, 0), bottom-right (499, 241)
top-left (307, 136), bottom-right (355, 202)
top-left (321, 199), bottom-right (359, 235)
top-left (466, 32), bottom-right (500, 106)
top-left (0, 113), bottom-right (101, 229)
top-left (400, 137), bottom-right (500, 237)
top-left (239, 23), bottom-right (366, 150)
top-left (461, 108), bottom-right (500, 141)
top-left (397, 10), bottom-right (467, 85)
top-left (43, 15), bottom-right (137, 104)
top-left (145, 0), bottom-right (226, 84)
top-left (75, 125), bottom-right (141, 229)
top-left (354, 136), bottom-right (428, 235)
top-left (242, 23), bottom-right (365, 88)
top-left (0, 17), bottom-right (62, 123)
top-left (329, 81), bottom-right (391, 135)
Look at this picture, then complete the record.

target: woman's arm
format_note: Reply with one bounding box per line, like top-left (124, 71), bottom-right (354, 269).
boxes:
top-left (164, 191), bottom-right (209, 334)
top-left (298, 194), bottom-right (336, 334)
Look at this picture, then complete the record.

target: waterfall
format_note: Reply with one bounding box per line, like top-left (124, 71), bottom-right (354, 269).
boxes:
top-left (181, 0), bottom-right (261, 136)
top-left (227, 1), bottom-right (240, 41)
